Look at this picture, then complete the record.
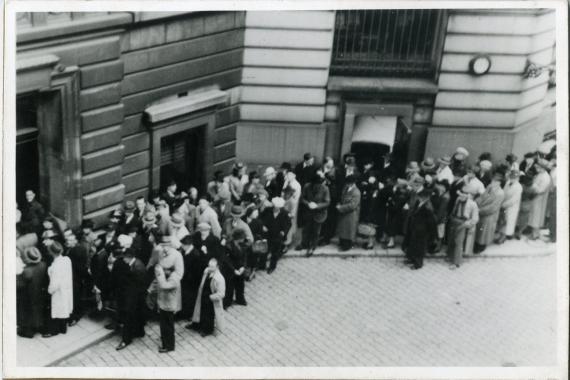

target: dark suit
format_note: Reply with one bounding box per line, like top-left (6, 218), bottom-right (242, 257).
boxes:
top-left (118, 257), bottom-right (147, 344)
top-left (301, 183), bottom-right (330, 250)
top-left (260, 208), bottom-right (291, 270)
top-left (120, 214), bottom-right (140, 235)
top-left (294, 162), bottom-right (317, 188)
top-left (223, 242), bottom-right (247, 307)
top-left (67, 244), bottom-right (90, 322)
top-left (21, 199), bottom-right (45, 234)
top-left (403, 201), bottom-right (437, 269)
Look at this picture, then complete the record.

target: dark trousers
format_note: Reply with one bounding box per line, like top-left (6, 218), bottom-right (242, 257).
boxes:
top-left (70, 280), bottom-right (85, 322)
top-left (224, 275), bottom-right (246, 307)
top-left (49, 318), bottom-right (68, 335)
top-left (302, 221), bottom-right (323, 250)
top-left (122, 300), bottom-right (146, 344)
top-left (159, 309), bottom-right (175, 350)
top-left (258, 241), bottom-right (282, 270)
top-left (339, 238), bottom-right (353, 250)
top-left (321, 206), bottom-right (337, 242)
top-left (199, 300), bottom-right (215, 335)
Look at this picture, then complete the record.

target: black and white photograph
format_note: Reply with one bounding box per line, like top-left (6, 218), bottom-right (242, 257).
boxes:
top-left (3, 1), bottom-right (568, 378)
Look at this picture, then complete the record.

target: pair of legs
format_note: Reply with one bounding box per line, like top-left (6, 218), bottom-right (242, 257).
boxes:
top-left (338, 238), bottom-right (353, 251)
top-left (258, 241), bottom-right (283, 273)
top-left (42, 318), bottom-right (67, 337)
top-left (302, 221), bottom-right (323, 256)
top-left (224, 275), bottom-right (246, 308)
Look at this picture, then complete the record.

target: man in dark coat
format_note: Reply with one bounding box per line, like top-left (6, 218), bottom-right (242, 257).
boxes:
top-left (336, 175), bottom-right (361, 251)
top-left (21, 190), bottom-right (45, 235)
top-left (17, 247), bottom-right (48, 338)
top-left (65, 232), bottom-right (90, 325)
top-left (120, 201), bottom-right (140, 235)
top-left (184, 223), bottom-right (223, 330)
top-left (300, 173), bottom-right (330, 257)
top-left (260, 197), bottom-right (291, 274)
top-left (294, 153), bottom-right (317, 188)
top-left (115, 245), bottom-right (147, 350)
top-left (223, 229), bottom-right (248, 308)
top-left (403, 190), bottom-right (437, 270)
top-left (430, 180), bottom-right (451, 253)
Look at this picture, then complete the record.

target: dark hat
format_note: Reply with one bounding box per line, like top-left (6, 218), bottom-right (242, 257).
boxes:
top-left (231, 228), bottom-right (247, 241)
top-left (81, 219), bottom-right (94, 230)
top-left (22, 247), bottom-right (42, 264)
top-left (345, 156), bottom-right (356, 166)
top-left (233, 161), bottom-right (245, 169)
top-left (421, 157), bottom-right (436, 171)
top-left (524, 152), bottom-right (536, 159)
top-left (230, 205), bottom-right (244, 217)
top-left (303, 152), bottom-right (312, 161)
top-left (124, 201), bottom-right (136, 212)
top-left (345, 174), bottom-right (357, 184)
top-left (280, 162), bottom-right (292, 171)
top-left (47, 241), bottom-right (64, 256)
top-left (110, 209), bottom-right (123, 218)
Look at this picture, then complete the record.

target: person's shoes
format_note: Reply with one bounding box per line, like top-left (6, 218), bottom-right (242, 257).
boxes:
top-left (411, 265), bottom-right (422, 270)
top-left (41, 332), bottom-right (58, 338)
top-left (68, 319), bottom-right (78, 327)
top-left (200, 332), bottom-right (212, 338)
top-left (267, 268), bottom-right (275, 274)
top-left (236, 300), bottom-right (247, 306)
top-left (248, 272), bottom-right (256, 281)
top-left (281, 246), bottom-right (289, 254)
top-left (305, 249), bottom-right (313, 257)
top-left (506, 235), bottom-right (513, 240)
top-left (185, 323), bottom-right (200, 331)
top-left (17, 331), bottom-right (34, 338)
top-left (104, 322), bottom-right (117, 330)
top-left (116, 341), bottom-right (129, 351)
top-left (295, 245), bottom-right (304, 251)
top-left (158, 347), bottom-right (173, 353)
top-left (448, 264), bottom-right (459, 270)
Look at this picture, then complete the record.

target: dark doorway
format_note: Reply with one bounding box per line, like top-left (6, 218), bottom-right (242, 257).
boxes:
top-left (159, 126), bottom-right (205, 194)
top-left (350, 142), bottom-right (390, 171)
top-left (16, 94), bottom-right (40, 207)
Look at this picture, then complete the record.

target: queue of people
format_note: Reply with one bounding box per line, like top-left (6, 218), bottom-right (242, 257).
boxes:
top-left (15, 141), bottom-right (557, 351)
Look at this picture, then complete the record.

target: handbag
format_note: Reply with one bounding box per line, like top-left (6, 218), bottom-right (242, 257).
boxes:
top-left (252, 239), bottom-right (268, 254)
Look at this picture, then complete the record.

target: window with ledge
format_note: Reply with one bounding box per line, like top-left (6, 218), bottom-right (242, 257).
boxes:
top-left (331, 10), bottom-right (446, 79)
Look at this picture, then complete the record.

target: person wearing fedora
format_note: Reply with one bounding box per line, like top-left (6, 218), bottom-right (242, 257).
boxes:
top-left (222, 205), bottom-right (254, 246)
top-left (474, 173), bottom-right (505, 254)
top-left (120, 201), bottom-right (140, 235)
top-left (207, 170), bottom-right (231, 204)
top-left (403, 189), bottom-right (436, 270)
top-left (152, 235), bottom-right (184, 353)
top-left (115, 243), bottom-right (147, 351)
top-left (260, 197), bottom-right (291, 274)
top-left (223, 228), bottom-right (249, 308)
top-left (435, 156), bottom-right (454, 186)
top-left (43, 241), bottom-right (73, 337)
top-left (447, 190), bottom-right (479, 269)
top-left (451, 147), bottom-right (469, 176)
top-left (336, 175), bottom-right (361, 251)
top-left (420, 157), bottom-right (437, 177)
top-left (167, 212), bottom-right (190, 249)
top-left (300, 173), bottom-right (330, 257)
top-left (527, 159), bottom-right (552, 240)
top-left (496, 170), bottom-right (523, 244)
top-left (17, 247), bottom-right (48, 338)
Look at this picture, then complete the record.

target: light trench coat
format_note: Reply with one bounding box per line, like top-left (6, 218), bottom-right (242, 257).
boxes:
top-left (476, 183), bottom-right (505, 245)
top-left (501, 180), bottom-right (523, 236)
top-left (47, 255), bottom-right (74, 319)
top-left (528, 171), bottom-right (551, 228)
top-left (192, 269), bottom-right (226, 331)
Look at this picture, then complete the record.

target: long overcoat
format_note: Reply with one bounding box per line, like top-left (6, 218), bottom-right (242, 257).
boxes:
top-left (153, 247), bottom-right (184, 312)
top-left (501, 180), bottom-right (523, 235)
top-left (476, 183), bottom-right (505, 245)
top-left (19, 261), bottom-right (48, 330)
top-left (336, 185), bottom-right (361, 241)
top-left (528, 171), bottom-right (551, 228)
top-left (47, 255), bottom-right (74, 319)
top-left (192, 269), bottom-right (226, 330)
top-left (404, 201), bottom-right (437, 260)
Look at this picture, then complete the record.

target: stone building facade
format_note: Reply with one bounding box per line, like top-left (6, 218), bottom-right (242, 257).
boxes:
top-left (15, 10), bottom-right (556, 227)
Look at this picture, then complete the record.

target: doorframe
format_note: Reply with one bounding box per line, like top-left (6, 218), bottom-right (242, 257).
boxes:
top-left (147, 109), bottom-right (216, 195)
top-left (340, 102), bottom-right (413, 159)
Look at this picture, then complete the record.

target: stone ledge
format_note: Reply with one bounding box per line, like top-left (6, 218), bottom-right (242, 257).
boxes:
top-left (145, 87), bottom-right (228, 123)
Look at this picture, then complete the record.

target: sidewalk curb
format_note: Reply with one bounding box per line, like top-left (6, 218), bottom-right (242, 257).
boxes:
top-left (46, 329), bottom-right (116, 367)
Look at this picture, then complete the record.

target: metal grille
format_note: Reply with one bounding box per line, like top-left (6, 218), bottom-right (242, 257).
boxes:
top-left (331, 10), bottom-right (444, 78)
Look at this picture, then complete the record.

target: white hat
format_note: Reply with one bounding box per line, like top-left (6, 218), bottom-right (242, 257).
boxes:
top-left (272, 197), bottom-right (285, 208)
top-left (117, 234), bottom-right (133, 249)
top-left (479, 160), bottom-right (492, 171)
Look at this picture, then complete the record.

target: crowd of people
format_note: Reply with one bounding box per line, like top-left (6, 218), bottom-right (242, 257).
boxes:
top-left (16, 141), bottom-right (557, 353)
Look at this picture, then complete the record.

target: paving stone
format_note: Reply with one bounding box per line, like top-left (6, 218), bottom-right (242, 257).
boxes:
top-left (57, 255), bottom-right (556, 367)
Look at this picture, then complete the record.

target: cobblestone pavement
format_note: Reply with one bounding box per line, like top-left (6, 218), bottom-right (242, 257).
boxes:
top-left (58, 254), bottom-right (557, 367)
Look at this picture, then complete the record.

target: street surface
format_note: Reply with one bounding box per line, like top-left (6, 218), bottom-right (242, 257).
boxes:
top-left (58, 254), bottom-right (557, 367)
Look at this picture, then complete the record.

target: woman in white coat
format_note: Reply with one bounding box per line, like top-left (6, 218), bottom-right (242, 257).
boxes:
top-left (192, 257), bottom-right (226, 337)
top-left (499, 170), bottom-right (523, 241)
top-left (43, 241), bottom-right (73, 337)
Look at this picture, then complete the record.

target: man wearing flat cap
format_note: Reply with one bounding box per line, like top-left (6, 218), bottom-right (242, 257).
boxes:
top-left (474, 173), bottom-right (505, 254)
top-left (260, 197), bottom-right (291, 274)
